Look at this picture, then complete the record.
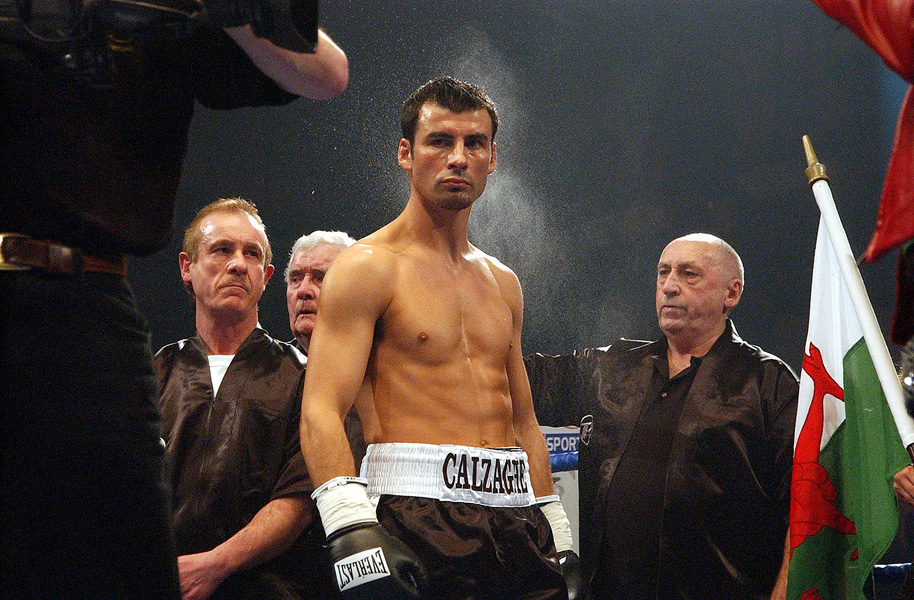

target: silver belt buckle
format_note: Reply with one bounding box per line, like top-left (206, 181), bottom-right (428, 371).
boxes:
top-left (0, 233), bottom-right (33, 271)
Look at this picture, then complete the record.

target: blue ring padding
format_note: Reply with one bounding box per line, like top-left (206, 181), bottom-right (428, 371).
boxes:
top-left (550, 451), bottom-right (578, 472)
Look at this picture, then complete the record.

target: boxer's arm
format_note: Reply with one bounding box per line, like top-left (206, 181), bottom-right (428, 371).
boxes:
top-left (507, 288), bottom-right (589, 599)
top-left (300, 245), bottom-right (391, 485)
top-left (512, 360), bottom-right (554, 498)
top-left (500, 267), bottom-right (589, 598)
top-left (225, 26), bottom-right (348, 98)
top-left (300, 246), bottom-right (427, 599)
top-left (499, 268), bottom-right (553, 498)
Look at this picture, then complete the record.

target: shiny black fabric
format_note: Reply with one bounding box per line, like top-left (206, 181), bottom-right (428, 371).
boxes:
top-left (525, 321), bottom-right (798, 600)
top-left (0, 26), bottom-right (295, 257)
top-left (376, 495), bottom-right (567, 600)
top-left (598, 356), bottom-right (695, 599)
top-left (155, 327), bottom-right (329, 599)
top-left (293, 339), bottom-right (367, 473)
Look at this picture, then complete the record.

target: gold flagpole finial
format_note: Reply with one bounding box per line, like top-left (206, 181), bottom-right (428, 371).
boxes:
top-left (803, 135), bottom-right (828, 186)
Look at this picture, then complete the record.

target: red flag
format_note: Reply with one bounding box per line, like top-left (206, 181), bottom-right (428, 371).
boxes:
top-left (812, 0), bottom-right (914, 262)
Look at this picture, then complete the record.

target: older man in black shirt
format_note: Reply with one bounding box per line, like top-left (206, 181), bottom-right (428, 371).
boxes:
top-left (526, 234), bottom-right (798, 600)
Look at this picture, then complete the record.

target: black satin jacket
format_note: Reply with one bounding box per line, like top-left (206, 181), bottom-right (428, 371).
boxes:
top-left (525, 321), bottom-right (798, 599)
top-left (155, 328), bottom-right (328, 598)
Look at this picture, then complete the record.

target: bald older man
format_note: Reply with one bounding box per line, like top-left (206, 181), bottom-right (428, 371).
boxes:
top-left (525, 234), bottom-right (798, 600)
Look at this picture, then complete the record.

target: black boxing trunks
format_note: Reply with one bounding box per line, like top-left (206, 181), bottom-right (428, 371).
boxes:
top-left (361, 443), bottom-right (567, 600)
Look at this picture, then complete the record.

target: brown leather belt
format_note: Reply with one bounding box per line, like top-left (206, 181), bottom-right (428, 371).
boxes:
top-left (0, 234), bottom-right (127, 276)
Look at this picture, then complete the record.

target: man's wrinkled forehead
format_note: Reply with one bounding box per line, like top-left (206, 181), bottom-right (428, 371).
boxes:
top-left (196, 211), bottom-right (268, 258)
top-left (658, 240), bottom-right (718, 269)
top-left (201, 211), bottom-right (264, 240)
top-left (286, 242), bottom-right (346, 284)
top-left (298, 243), bottom-right (343, 266)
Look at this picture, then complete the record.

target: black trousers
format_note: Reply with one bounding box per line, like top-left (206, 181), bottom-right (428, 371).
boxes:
top-left (0, 270), bottom-right (180, 599)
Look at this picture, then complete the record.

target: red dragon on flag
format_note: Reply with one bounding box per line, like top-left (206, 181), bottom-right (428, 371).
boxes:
top-left (786, 214), bottom-right (909, 600)
top-left (790, 342), bottom-right (856, 559)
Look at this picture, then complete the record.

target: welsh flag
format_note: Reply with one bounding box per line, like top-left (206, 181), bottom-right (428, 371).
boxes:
top-left (787, 219), bottom-right (909, 600)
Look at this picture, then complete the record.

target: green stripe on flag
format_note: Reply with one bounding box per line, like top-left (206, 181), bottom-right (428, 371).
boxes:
top-left (841, 338), bottom-right (908, 599)
top-left (787, 338), bottom-right (908, 600)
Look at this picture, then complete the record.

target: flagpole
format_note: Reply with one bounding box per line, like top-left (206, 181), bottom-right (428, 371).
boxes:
top-left (803, 135), bottom-right (914, 454)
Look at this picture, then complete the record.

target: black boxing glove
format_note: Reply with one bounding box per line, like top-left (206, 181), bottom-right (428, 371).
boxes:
top-left (327, 522), bottom-right (427, 599)
top-left (537, 495), bottom-right (591, 600)
top-left (557, 550), bottom-right (590, 600)
top-left (313, 477), bottom-right (428, 599)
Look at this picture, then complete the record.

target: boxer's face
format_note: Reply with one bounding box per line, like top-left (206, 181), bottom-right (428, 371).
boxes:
top-left (655, 239), bottom-right (740, 342)
top-left (286, 242), bottom-right (343, 350)
top-left (180, 210), bottom-right (273, 320)
top-left (398, 102), bottom-right (497, 211)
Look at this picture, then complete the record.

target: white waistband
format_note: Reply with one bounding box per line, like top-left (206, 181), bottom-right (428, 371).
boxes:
top-left (360, 443), bottom-right (536, 508)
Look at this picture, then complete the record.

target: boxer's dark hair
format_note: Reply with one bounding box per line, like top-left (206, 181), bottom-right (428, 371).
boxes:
top-left (400, 76), bottom-right (498, 145)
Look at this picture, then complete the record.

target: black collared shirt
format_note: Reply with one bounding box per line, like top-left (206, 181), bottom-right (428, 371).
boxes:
top-left (594, 349), bottom-right (701, 600)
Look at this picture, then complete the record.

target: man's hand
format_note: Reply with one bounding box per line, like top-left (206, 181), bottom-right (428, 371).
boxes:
top-left (537, 496), bottom-right (590, 599)
top-left (177, 551), bottom-right (228, 600)
top-left (894, 464), bottom-right (914, 506)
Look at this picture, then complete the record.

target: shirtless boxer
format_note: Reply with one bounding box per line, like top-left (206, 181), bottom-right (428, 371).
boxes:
top-left (299, 76), bottom-right (586, 600)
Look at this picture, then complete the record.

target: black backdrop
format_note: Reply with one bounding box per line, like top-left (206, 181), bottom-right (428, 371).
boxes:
top-left (129, 0), bottom-right (906, 372)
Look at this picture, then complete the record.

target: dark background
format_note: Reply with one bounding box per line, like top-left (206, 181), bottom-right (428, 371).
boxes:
top-left (130, 0), bottom-right (907, 374)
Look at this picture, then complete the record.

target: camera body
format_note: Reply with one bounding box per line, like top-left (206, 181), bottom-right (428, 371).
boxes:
top-left (0, 0), bottom-right (205, 85)
top-left (0, 0), bottom-right (316, 78)
top-left (1, 0), bottom-right (205, 44)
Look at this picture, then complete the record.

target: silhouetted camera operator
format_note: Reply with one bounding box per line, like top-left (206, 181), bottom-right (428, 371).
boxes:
top-left (0, 1), bottom-right (346, 597)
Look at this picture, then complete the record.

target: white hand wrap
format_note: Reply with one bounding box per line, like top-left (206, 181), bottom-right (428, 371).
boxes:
top-left (537, 495), bottom-right (574, 553)
top-left (312, 477), bottom-right (378, 538)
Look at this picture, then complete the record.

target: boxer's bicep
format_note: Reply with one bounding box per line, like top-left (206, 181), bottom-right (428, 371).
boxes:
top-left (301, 245), bottom-right (394, 482)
